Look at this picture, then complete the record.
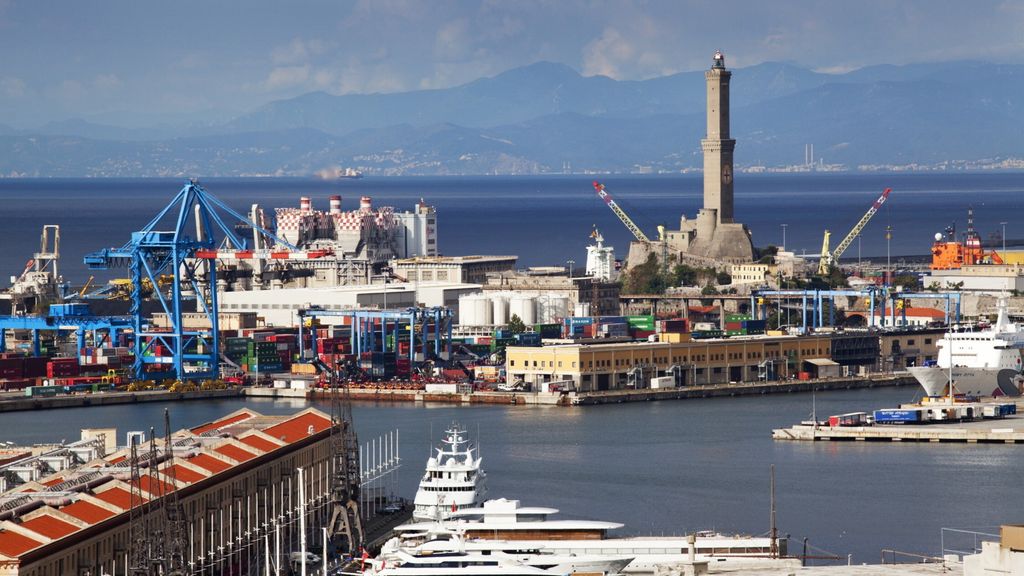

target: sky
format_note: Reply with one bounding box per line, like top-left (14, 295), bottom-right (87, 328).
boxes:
top-left (1, 0), bottom-right (1022, 128)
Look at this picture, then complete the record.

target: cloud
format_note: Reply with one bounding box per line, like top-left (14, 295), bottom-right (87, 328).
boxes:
top-left (272, 38), bottom-right (330, 65)
top-left (0, 76), bottom-right (26, 98)
top-left (264, 65), bottom-right (311, 90)
top-left (93, 74), bottom-right (122, 91)
top-left (581, 27), bottom-right (636, 78)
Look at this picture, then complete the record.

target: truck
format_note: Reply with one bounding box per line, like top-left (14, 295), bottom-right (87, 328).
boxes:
top-left (873, 408), bottom-right (925, 424)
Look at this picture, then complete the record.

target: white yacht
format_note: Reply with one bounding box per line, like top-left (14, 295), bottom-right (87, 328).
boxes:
top-left (412, 423), bottom-right (487, 521)
top-left (369, 531), bottom-right (630, 576)
top-left (907, 298), bottom-right (1024, 398)
top-left (395, 498), bottom-right (798, 575)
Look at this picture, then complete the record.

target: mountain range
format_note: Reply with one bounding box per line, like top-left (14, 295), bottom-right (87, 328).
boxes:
top-left (1, 60), bottom-right (1022, 177)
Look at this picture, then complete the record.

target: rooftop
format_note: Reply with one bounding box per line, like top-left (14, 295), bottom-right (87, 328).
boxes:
top-left (0, 408), bottom-right (332, 563)
top-left (394, 255), bottom-right (517, 265)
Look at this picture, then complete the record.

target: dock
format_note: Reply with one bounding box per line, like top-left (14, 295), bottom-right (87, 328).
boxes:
top-left (570, 374), bottom-right (913, 406)
top-left (726, 562), bottom-right (954, 575)
top-left (774, 402), bottom-right (1024, 443)
top-left (0, 387), bottom-right (243, 412)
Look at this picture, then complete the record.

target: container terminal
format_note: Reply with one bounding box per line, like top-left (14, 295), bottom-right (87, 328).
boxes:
top-left (1, 49), bottom-right (1023, 410)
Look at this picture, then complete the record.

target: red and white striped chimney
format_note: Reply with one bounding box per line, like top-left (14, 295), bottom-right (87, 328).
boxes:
top-left (299, 196), bottom-right (312, 214)
top-left (329, 195), bottom-right (342, 214)
top-left (359, 196), bottom-right (372, 212)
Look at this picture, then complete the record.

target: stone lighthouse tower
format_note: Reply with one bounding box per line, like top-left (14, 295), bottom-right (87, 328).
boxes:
top-left (624, 50), bottom-right (754, 270)
top-left (702, 50), bottom-right (735, 224)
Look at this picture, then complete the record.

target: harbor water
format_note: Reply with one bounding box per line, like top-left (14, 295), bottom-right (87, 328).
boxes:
top-left (1, 386), bottom-right (1021, 563)
top-left (1, 172), bottom-right (1023, 282)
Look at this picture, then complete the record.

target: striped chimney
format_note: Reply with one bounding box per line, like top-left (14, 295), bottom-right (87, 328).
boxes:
top-left (299, 196), bottom-right (312, 213)
top-left (329, 195), bottom-right (342, 214)
top-left (360, 196), bottom-right (372, 212)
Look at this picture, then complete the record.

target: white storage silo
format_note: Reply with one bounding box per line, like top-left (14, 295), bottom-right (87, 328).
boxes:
top-left (476, 294), bottom-right (493, 326)
top-left (458, 293), bottom-right (479, 326)
top-left (549, 295), bottom-right (570, 320)
top-left (509, 294), bottom-right (536, 325)
top-left (491, 294), bottom-right (509, 326)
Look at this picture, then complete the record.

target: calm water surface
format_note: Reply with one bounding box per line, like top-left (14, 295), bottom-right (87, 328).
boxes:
top-left (1, 173), bottom-right (1022, 282)
top-left (1, 386), bottom-right (1020, 563)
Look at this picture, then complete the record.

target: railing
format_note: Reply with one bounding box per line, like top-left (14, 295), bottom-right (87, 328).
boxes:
top-left (941, 527), bottom-right (1000, 558)
top-left (880, 549), bottom-right (944, 564)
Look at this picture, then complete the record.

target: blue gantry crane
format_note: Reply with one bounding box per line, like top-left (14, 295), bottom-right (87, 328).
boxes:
top-left (83, 180), bottom-right (296, 381)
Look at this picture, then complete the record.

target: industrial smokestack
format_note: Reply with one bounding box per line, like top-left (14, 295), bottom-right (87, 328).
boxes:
top-left (359, 196), bottom-right (372, 212)
top-left (329, 195), bottom-right (342, 214)
top-left (300, 196), bottom-right (312, 214)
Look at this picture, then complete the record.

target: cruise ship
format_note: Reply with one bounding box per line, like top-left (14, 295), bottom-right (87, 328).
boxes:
top-left (412, 423), bottom-right (487, 521)
top-left (907, 298), bottom-right (1024, 398)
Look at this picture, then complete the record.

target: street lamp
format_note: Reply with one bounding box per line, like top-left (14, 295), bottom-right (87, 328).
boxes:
top-left (566, 259), bottom-right (575, 278)
top-left (781, 224), bottom-right (788, 250)
top-left (885, 225), bottom-right (893, 286)
top-left (1001, 221), bottom-right (1008, 254)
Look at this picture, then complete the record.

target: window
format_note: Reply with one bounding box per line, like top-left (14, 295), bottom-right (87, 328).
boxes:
top-left (908, 339), bottom-right (915, 346)
top-left (510, 360), bottom-right (515, 366)
top-left (925, 338), bottom-right (932, 345)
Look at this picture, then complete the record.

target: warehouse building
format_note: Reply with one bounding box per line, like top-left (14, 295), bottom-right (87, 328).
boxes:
top-left (505, 334), bottom-right (841, 391)
top-left (0, 409), bottom-right (338, 576)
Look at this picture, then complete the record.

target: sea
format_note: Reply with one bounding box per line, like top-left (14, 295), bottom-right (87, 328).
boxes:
top-left (0, 172), bottom-right (1023, 283)
top-left (0, 387), bottom-right (1021, 564)
top-left (1, 173), bottom-right (1024, 563)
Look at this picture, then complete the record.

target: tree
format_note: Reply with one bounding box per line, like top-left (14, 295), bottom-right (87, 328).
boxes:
top-left (892, 274), bottom-right (920, 292)
top-left (715, 271), bottom-right (732, 285)
top-left (671, 264), bottom-right (698, 287)
top-left (507, 314), bottom-right (526, 334)
top-left (623, 253), bottom-right (666, 294)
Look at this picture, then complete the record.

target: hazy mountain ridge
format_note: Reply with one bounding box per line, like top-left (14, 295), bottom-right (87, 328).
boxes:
top-left (2, 60), bottom-right (1022, 176)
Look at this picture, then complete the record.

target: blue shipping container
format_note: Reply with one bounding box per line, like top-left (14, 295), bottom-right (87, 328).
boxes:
top-left (565, 317), bottom-right (594, 326)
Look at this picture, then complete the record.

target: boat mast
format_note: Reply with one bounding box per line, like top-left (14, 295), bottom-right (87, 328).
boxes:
top-left (769, 464), bottom-right (778, 559)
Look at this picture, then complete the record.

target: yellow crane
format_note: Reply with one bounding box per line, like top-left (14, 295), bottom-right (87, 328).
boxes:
top-left (818, 188), bottom-right (892, 275)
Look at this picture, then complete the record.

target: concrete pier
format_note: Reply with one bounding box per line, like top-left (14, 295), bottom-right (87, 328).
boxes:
top-left (0, 387), bottom-right (243, 412)
top-left (570, 375), bottom-right (912, 406)
top-left (774, 403), bottom-right (1024, 444)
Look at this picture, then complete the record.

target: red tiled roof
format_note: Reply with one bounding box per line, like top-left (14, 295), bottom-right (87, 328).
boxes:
top-left (19, 514), bottom-right (79, 539)
top-left (93, 487), bottom-right (141, 510)
top-left (239, 435), bottom-right (280, 453)
top-left (215, 444), bottom-right (256, 463)
top-left (0, 530), bottom-right (44, 557)
top-left (191, 411), bottom-right (255, 435)
top-left (135, 475), bottom-right (175, 496)
top-left (40, 477), bottom-right (64, 487)
top-left (59, 500), bottom-right (115, 525)
top-left (688, 305), bottom-right (717, 314)
top-left (107, 455), bottom-right (126, 465)
top-left (165, 464), bottom-right (206, 484)
top-left (187, 453), bottom-right (231, 474)
top-left (262, 412), bottom-right (331, 444)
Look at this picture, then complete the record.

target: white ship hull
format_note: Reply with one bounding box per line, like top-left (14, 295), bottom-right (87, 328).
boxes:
top-left (907, 365), bottom-right (1022, 398)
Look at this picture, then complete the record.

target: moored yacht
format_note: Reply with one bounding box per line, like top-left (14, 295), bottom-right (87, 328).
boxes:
top-left (395, 498), bottom-right (798, 575)
top-left (412, 423), bottom-right (487, 521)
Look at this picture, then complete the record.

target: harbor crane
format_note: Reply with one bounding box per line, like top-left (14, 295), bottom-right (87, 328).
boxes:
top-left (593, 181), bottom-right (662, 243)
top-left (817, 188), bottom-right (891, 275)
top-left (84, 180), bottom-right (301, 381)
